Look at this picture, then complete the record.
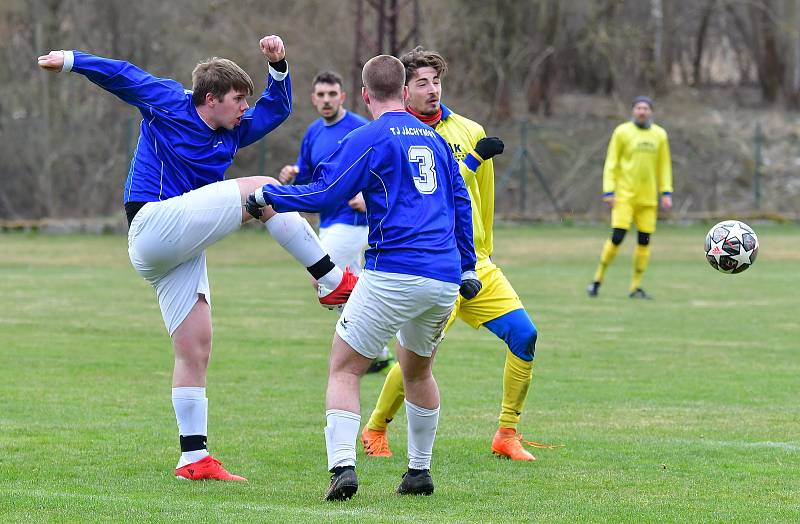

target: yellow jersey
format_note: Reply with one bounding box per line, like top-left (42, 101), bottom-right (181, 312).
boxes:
top-left (434, 104), bottom-right (494, 267)
top-left (603, 121), bottom-right (673, 206)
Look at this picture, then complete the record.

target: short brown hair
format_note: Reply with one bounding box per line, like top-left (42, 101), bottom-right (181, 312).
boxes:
top-left (313, 70), bottom-right (343, 88)
top-left (362, 55), bottom-right (405, 102)
top-left (191, 58), bottom-right (254, 106)
top-left (399, 46), bottom-right (448, 85)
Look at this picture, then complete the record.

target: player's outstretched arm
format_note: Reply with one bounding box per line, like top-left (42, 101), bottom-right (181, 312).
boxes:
top-left (37, 49), bottom-right (185, 110)
top-left (247, 136), bottom-right (370, 217)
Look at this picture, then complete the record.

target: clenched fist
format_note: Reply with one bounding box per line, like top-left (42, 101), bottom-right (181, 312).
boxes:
top-left (260, 35), bottom-right (285, 63)
top-left (37, 50), bottom-right (65, 72)
top-left (278, 165), bottom-right (299, 184)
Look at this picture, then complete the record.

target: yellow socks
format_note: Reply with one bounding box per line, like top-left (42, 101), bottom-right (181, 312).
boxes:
top-left (499, 352), bottom-right (534, 429)
top-left (366, 362), bottom-right (405, 431)
top-left (630, 244), bottom-right (650, 292)
top-left (593, 239), bottom-right (620, 283)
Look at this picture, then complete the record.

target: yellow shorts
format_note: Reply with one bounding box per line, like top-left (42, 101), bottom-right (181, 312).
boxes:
top-left (446, 262), bottom-right (524, 330)
top-left (611, 201), bottom-right (657, 234)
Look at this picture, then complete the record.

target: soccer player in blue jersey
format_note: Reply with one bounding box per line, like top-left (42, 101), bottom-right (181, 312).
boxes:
top-left (279, 70), bottom-right (394, 373)
top-left (246, 55), bottom-right (480, 500)
top-left (37, 35), bottom-right (358, 482)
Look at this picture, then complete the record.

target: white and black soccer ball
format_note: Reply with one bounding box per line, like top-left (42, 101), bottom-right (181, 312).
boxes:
top-left (704, 220), bottom-right (759, 274)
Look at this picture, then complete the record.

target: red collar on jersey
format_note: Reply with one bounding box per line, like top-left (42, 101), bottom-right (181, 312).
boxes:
top-left (407, 106), bottom-right (442, 127)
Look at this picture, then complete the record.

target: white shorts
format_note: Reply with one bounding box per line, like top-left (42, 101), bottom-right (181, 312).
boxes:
top-left (335, 270), bottom-right (459, 359)
top-left (127, 179), bottom-right (242, 335)
top-left (319, 223), bottom-right (369, 275)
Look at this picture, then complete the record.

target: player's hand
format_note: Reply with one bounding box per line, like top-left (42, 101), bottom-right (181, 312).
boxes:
top-left (245, 192), bottom-right (265, 220)
top-left (661, 194), bottom-right (672, 210)
top-left (260, 35), bottom-right (285, 63)
top-left (473, 137), bottom-right (504, 160)
top-left (37, 51), bottom-right (65, 72)
top-left (459, 270), bottom-right (482, 300)
top-left (348, 192), bottom-right (366, 212)
top-left (278, 165), bottom-right (298, 184)
top-left (603, 195), bottom-right (615, 207)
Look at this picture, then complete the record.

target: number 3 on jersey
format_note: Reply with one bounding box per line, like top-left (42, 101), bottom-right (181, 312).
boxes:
top-left (408, 146), bottom-right (437, 194)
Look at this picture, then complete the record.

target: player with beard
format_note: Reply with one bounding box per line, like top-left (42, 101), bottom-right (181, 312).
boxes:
top-left (587, 96), bottom-right (673, 299)
top-left (360, 47), bottom-right (555, 462)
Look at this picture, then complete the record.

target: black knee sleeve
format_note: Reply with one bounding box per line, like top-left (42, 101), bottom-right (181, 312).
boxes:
top-left (637, 232), bottom-right (651, 246)
top-left (610, 228), bottom-right (627, 246)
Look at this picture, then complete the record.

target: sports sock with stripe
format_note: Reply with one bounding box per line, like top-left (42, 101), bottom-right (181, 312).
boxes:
top-left (172, 387), bottom-right (209, 467)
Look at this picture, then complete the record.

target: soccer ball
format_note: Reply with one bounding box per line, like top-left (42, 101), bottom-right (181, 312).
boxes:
top-left (704, 220), bottom-right (759, 274)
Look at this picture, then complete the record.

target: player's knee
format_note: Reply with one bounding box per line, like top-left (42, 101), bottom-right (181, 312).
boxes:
top-left (637, 231), bottom-right (651, 246)
top-left (238, 175), bottom-right (278, 194)
top-left (260, 175), bottom-right (280, 187)
top-left (511, 321), bottom-right (537, 361)
top-left (610, 228), bottom-right (627, 246)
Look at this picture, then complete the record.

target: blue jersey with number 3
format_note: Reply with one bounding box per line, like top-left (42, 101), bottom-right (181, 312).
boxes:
top-left (261, 110), bottom-right (475, 284)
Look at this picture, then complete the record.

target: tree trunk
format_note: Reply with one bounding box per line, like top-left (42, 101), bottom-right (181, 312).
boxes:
top-left (692, 0), bottom-right (716, 86)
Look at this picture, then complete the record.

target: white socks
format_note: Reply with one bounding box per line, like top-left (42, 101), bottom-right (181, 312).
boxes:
top-left (265, 212), bottom-right (342, 289)
top-left (324, 409), bottom-right (361, 471)
top-left (172, 387), bottom-right (209, 468)
top-left (406, 400), bottom-right (439, 470)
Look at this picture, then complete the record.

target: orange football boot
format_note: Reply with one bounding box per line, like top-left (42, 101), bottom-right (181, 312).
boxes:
top-left (175, 455), bottom-right (247, 481)
top-left (361, 426), bottom-right (393, 457)
top-left (492, 428), bottom-right (564, 461)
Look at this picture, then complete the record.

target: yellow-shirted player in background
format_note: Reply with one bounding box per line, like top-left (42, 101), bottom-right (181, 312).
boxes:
top-left (361, 47), bottom-right (550, 461)
top-left (588, 96), bottom-right (673, 299)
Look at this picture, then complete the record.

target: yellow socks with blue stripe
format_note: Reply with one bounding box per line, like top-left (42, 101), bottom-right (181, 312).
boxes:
top-left (630, 244), bottom-right (650, 292)
top-left (499, 352), bottom-right (534, 429)
top-left (593, 238), bottom-right (620, 283)
top-left (366, 362), bottom-right (405, 431)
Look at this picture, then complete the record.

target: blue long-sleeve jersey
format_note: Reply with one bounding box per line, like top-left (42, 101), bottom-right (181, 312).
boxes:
top-left (66, 50), bottom-right (292, 203)
top-left (261, 110), bottom-right (476, 285)
top-left (295, 111), bottom-right (369, 228)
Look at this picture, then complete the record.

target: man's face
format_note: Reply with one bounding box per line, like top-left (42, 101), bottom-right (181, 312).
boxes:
top-left (406, 66), bottom-right (441, 115)
top-left (212, 88), bottom-right (249, 130)
top-left (632, 102), bottom-right (653, 125)
top-left (312, 82), bottom-right (345, 121)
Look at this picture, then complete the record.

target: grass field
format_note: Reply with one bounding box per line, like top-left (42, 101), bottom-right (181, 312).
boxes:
top-left (1, 224), bottom-right (798, 522)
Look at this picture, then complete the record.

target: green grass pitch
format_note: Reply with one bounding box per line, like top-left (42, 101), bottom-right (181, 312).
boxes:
top-left (1, 224), bottom-right (798, 522)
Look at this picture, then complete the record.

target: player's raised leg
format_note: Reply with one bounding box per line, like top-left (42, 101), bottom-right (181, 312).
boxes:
top-left (237, 176), bottom-right (357, 306)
